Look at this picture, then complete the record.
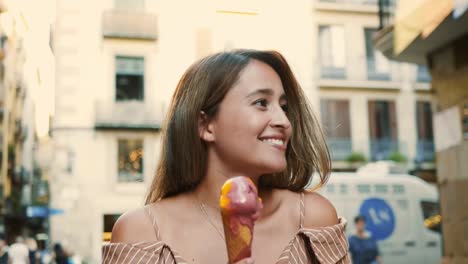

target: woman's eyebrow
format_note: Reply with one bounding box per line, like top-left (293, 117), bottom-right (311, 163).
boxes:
top-left (246, 88), bottom-right (274, 98)
top-left (246, 88), bottom-right (287, 100)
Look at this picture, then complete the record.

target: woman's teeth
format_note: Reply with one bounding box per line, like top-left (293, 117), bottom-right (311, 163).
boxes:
top-left (261, 138), bottom-right (284, 146)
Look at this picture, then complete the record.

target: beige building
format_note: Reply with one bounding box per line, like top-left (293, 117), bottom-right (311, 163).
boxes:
top-left (0, 0), bottom-right (52, 242)
top-left (314, 0), bottom-right (436, 181)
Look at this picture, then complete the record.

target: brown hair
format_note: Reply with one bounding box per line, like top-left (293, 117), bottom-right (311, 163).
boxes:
top-left (145, 49), bottom-right (330, 203)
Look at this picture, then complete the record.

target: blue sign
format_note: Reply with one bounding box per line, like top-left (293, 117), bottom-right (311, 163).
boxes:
top-left (359, 198), bottom-right (395, 241)
top-left (27, 206), bottom-right (64, 218)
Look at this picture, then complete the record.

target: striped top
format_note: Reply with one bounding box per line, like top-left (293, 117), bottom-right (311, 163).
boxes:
top-left (102, 193), bottom-right (350, 264)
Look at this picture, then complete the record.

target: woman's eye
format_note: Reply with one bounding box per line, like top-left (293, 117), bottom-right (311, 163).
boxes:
top-left (281, 104), bottom-right (288, 113)
top-left (254, 99), bottom-right (268, 108)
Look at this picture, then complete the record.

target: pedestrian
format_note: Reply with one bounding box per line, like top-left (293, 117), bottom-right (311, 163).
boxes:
top-left (8, 236), bottom-right (29, 264)
top-left (103, 50), bottom-right (350, 263)
top-left (349, 215), bottom-right (382, 264)
top-left (52, 243), bottom-right (69, 264)
top-left (25, 238), bottom-right (40, 264)
top-left (0, 234), bottom-right (8, 264)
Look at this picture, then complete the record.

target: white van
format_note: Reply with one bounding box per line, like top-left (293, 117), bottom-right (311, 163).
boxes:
top-left (312, 168), bottom-right (442, 264)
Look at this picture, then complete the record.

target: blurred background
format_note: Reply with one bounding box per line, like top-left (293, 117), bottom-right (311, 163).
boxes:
top-left (0, 0), bottom-right (466, 263)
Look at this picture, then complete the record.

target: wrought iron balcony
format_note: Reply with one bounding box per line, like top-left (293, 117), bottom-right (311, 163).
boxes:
top-left (416, 139), bottom-right (435, 163)
top-left (369, 139), bottom-right (405, 161)
top-left (102, 9), bottom-right (158, 40)
top-left (94, 100), bottom-right (162, 131)
top-left (327, 138), bottom-right (353, 161)
top-left (378, 0), bottom-right (396, 29)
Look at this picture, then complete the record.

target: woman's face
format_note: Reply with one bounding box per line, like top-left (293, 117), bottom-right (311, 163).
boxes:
top-left (202, 59), bottom-right (292, 177)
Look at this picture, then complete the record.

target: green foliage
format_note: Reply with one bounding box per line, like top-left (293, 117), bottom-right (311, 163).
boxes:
top-left (387, 151), bottom-right (407, 163)
top-left (346, 152), bottom-right (367, 163)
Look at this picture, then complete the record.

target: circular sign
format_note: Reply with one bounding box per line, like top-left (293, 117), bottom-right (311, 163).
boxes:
top-left (359, 198), bottom-right (395, 241)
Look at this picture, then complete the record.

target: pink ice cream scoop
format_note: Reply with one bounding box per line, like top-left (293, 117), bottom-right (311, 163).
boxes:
top-left (219, 176), bottom-right (263, 263)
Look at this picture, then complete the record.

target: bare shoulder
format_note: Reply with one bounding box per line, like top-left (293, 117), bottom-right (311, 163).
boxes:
top-left (111, 206), bottom-right (158, 243)
top-left (302, 190), bottom-right (339, 227)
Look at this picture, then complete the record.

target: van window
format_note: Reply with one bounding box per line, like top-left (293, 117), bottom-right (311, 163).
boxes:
top-left (392, 184), bottom-right (405, 194)
top-left (375, 184), bottom-right (388, 194)
top-left (340, 184), bottom-right (348, 194)
top-left (357, 184), bottom-right (371, 194)
top-left (421, 201), bottom-right (441, 233)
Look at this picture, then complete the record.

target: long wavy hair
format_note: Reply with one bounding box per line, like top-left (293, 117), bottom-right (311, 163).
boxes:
top-left (145, 49), bottom-right (331, 203)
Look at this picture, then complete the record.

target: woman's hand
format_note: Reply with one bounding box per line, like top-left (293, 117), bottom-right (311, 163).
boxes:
top-left (233, 258), bottom-right (254, 264)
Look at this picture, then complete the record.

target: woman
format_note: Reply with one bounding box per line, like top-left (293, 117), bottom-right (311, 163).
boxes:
top-left (103, 50), bottom-right (350, 264)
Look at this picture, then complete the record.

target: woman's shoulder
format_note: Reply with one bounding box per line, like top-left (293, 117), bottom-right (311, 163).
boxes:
top-left (302, 189), bottom-right (339, 227)
top-left (273, 188), bottom-right (339, 227)
top-left (110, 206), bottom-right (159, 244)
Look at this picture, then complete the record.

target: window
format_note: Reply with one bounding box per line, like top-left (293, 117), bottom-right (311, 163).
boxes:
top-left (421, 201), bottom-right (441, 233)
top-left (115, 0), bottom-right (144, 10)
top-left (357, 184), bottom-right (371, 194)
top-left (416, 64), bottom-right (431, 82)
top-left (318, 25), bottom-right (346, 79)
top-left (375, 184), bottom-right (388, 194)
top-left (365, 28), bottom-right (390, 80)
top-left (103, 214), bottom-right (121, 241)
top-left (416, 101), bottom-right (435, 162)
top-left (118, 139), bottom-right (143, 182)
top-left (392, 184), bottom-right (405, 194)
top-left (368, 100), bottom-right (398, 160)
top-left (320, 99), bottom-right (352, 160)
top-left (115, 56), bottom-right (144, 101)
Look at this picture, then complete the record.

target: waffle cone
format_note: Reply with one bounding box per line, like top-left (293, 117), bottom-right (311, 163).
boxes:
top-left (222, 215), bottom-right (253, 263)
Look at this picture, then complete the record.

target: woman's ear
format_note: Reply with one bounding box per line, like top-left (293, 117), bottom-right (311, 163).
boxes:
top-left (198, 111), bottom-right (215, 142)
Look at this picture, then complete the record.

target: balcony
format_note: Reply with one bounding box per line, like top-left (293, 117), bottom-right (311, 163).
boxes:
top-left (318, 56), bottom-right (401, 89)
top-left (416, 65), bottom-right (431, 82)
top-left (369, 139), bottom-right (406, 161)
top-left (319, 0), bottom-right (377, 4)
top-left (378, 0), bottom-right (396, 30)
top-left (416, 139), bottom-right (435, 163)
top-left (102, 9), bottom-right (158, 40)
top-left (94, 101), bottom-right (162, 131)
top-left (327, 138), bottom-right (353, 161)
top-left (316, 0), bottom-right (379, 13)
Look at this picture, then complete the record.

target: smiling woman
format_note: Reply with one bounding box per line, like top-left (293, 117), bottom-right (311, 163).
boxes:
top-left (102, 50), bottom-right (350, 264)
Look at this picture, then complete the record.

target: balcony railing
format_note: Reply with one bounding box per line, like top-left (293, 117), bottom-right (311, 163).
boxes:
top-left (320, 66), bottom-right (346, 79)
top-left (318, 56), bottom-right (400, 88)
top-left (367, 57), bottom-right (391, 81)
top-left (378, 0), bottom-right (396, 29)
top-left (102, 9), bottom-right (158, 40)
top-left (94, 100), bottom-right (162, 130)
top-left (327, 138), bottom-right (353, 161)
top-left (416, 140), bottom-right (435, 163)
top-left (319, 0), bottom-right (377, 4)
top-left (369, 139), bottom-right (405, 161)
top-left (416, 65), bottom-right (431, 82)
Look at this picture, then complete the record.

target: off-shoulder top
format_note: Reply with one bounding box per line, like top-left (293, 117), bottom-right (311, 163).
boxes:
top-left (102, 192), bottom-right (350, 263)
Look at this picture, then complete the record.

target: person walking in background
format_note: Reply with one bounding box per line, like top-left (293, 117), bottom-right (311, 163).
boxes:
top-left (8, 236), bottom-right (29, 264)
top-left (25, 238), bottom-right (40, 264)
top-left (349, 216), bottom-right (382, 264)
top-left (52, 243), bottom-right (69, 264)
top-left (0, 234), bottom-right (8, 264)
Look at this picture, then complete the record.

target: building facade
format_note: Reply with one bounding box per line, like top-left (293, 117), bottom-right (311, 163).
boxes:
top-left (0, 0), bottom-right (52, 243)
top-left (314, 0), bottom-right (436, 180)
